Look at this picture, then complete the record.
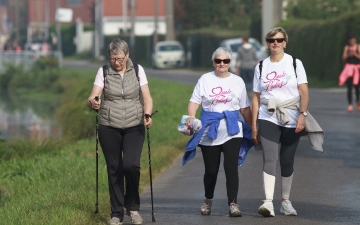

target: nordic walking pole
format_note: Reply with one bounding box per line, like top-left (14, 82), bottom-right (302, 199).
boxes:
top-left (94, 96), bottom-right (100, 214)
top-left (146, 110), bottom-right (158, 222)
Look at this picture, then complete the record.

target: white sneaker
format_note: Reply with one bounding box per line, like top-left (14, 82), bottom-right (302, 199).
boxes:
top-left (126, 211), bottom-right (143, 224)
top-left (280, 200), bottom-right (297, 216)
top-left (258, 200), bottom-right (275, 217)
top-left (107, 217), bottom-right (123, 225)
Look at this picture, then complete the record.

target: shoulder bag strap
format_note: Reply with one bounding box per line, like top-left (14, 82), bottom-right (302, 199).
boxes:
top-left (259, 60), bottom-right (263, 79)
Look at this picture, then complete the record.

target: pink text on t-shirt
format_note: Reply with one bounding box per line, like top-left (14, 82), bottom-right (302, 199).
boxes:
top-left (263, 71), bottom-right (290, 92)
top-left (209, 86), bottom-right (232, 105)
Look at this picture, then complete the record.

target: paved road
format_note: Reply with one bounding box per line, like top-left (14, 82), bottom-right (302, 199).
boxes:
top-left (64, 60), bottom-right (360, 225)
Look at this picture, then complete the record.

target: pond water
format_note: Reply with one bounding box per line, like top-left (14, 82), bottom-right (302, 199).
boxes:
top-left (0, 102), bottom-right (62, 141)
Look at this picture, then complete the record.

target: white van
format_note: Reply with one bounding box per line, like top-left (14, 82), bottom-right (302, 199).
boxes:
top-left (219, 37), bottom-right (268, 73)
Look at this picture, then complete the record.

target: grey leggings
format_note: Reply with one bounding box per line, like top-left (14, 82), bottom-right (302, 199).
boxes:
top-left (258, 120), bottom-right (301, 177)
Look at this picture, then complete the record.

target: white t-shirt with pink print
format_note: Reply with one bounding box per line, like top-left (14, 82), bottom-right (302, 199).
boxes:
top-left (253, 53), bottom-right (308, 128)
top-left (190, 72), bottom-right (250, 146)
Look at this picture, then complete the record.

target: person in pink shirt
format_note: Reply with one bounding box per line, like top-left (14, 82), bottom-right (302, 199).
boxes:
top-left (338, 33), bottom-right (360, 112)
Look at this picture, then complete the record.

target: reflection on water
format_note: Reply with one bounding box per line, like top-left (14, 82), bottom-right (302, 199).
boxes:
top-left (0, 104), bottom-right (62, 141)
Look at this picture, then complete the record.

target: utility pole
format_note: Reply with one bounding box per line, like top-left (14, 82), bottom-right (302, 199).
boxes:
top-left (165, 0), bottom-right (175, 40)
top-left (129, 0), bottom-right (135, 59)
top-left (99, 0), bottom-right (104, 58)
top-left (45, 0), bottom-right (49, 40)
top-left (262, 0), bottom-right (283, 45)
top-left (153, 0), bottom-right (158, 47)
top-left (122, 0), bottom-right (127, 34)
top-left (94, 0), bottom-right (102, 59)
top-left (14, 0), bottom-right (19, 41)
top-left (56, 0), bottom-right (63, 67)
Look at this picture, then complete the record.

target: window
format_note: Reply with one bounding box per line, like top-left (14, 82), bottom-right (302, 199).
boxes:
top-left (67, 0), bottom-right (82, 5)
top-left (159, 45), bottom-right (182, 51)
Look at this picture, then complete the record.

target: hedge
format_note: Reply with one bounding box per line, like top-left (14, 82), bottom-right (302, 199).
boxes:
top-left (279, 9), bottom-right (360, 84)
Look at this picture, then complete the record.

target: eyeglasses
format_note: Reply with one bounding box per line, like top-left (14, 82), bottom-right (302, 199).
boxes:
top-left (266, 38), bottom-right (285, 43)
top-left (214, 58), bottom-right (231, 64)
top-left (110, 57), bottom-right (126, 63)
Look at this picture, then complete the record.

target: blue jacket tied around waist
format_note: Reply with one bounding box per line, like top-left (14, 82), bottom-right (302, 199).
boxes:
top-left (182, 109), bottom-right (253, 166)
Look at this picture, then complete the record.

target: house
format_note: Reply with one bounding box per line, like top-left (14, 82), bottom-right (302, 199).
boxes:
top-left (102, 0), bottom-right (166, 36)
top-left (27, 0), bottom-right (97, 42)
top-left (26, 0), bottom-right (167, 39)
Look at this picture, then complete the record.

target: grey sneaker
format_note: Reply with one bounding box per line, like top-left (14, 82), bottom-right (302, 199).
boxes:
top-left (280, 200), bottom-right (297, 216)
top-left (258, 200), bottom-right (275, 217)
top-left (229, 202), bottom-right (242, 217)
top-left (107, 217), bottom-right (123, 225)
top-left (200, 198), bottom-right (212, 215)
top-left (126, 210), bottom-right (143, 225)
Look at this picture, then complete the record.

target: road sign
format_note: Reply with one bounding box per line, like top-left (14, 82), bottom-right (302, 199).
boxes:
top-left (56, 8), bottom-right (73, 23)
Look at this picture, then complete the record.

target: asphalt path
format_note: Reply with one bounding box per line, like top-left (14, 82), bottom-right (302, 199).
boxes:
top-left (64, 60), bottom-right (360, 225)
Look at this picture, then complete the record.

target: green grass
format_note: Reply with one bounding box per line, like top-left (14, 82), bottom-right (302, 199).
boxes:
top-left (0, 68), bottom-right (194, 224)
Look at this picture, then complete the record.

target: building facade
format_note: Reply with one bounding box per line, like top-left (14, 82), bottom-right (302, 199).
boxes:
top-left (26, 0), bottom-right (167, 37)
top-left (102, 0), bottom-right (166, 36)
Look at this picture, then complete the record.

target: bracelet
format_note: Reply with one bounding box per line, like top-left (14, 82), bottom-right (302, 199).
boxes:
top-left (145, 114), bottom-right (152, 118)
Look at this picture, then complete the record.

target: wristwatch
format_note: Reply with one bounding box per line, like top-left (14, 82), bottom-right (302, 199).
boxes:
top-left (300, 111), bottom-right (308, 117)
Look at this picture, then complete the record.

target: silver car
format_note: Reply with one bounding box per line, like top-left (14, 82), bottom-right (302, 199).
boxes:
top-left (152, 41), bottom-right (186, 69)
top-left (219, 37), bottom-right (268, 73)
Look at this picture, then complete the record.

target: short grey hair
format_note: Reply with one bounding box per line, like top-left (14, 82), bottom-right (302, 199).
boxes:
top-left (265, 27), bottom-right (289, 43)
top-left (108, 38), bottom-right (129, 56)
top-left (211, 47), bottom-right (232, 61)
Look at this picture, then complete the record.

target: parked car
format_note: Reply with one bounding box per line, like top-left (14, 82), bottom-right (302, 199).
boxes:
top-left (24, 37), bottom-right (46, 51)
top-left (219, 37), bottom-right (268, 73)
top-left (152, 41), bottom-right (186, 69)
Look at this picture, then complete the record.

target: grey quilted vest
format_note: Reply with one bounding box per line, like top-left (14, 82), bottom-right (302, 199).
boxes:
top-left (99, 59), bottom-right (144, 129)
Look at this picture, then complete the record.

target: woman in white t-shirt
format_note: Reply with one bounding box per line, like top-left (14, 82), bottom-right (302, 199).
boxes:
top-left (87, 38), bottom-right (153, 225)
top-left (183, 47), bottom-right (253, 217)
top-left (252, 27), bottom-right (309, 217)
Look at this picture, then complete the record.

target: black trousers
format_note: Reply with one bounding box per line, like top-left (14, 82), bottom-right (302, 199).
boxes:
top-left (346, 77), bottom-right (360, 104)
top-left (200, 138), bottom-right (242, 205)
top-left (98, 124), bottom-right (145, 219)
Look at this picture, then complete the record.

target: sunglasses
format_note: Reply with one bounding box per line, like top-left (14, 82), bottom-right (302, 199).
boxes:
top-left (266, 38), bottom-right (285, 43)
top-left (214, 58), bottom-right (231, 64)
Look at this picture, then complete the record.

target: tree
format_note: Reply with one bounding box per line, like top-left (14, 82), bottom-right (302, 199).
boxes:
top-left (174, 0), bottom-right (261, 31)
top-left (285, 0), bottom-right (360, 20)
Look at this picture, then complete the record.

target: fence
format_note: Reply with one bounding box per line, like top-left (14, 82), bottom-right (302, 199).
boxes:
top-left (0, 51), bottom-right (63, 71)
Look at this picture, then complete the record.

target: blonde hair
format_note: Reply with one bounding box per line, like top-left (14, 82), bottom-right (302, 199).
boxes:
top-left (265, 27), bottom-right (289, 43)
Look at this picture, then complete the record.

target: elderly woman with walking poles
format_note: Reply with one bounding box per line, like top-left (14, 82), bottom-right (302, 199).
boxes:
top-left (87, 38), bottom-right (153, 225)
top-left (252, 27), bottom-right (324, 217)
top-left (182, 47), bottom-right (253, 217)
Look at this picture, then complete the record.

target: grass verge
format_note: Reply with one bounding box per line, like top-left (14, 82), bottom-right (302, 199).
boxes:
top-left (0, 71), bottom-right (194, 224)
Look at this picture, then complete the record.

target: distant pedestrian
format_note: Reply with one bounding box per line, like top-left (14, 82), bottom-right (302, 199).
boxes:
top-left (12, 41), bottom-right (22, 53)
top-left (40, 41), bottom-right (51, 55)
top-left (235, 36), bottom-right (258, 93)
top-left (182, 47), bottom-right (253, 217)
top-left (87, 38), bottom-right (153, 225)
top-left (338, 33), bottom-right (360, 112)
top-left (252, 27), bottom-right (324, 217)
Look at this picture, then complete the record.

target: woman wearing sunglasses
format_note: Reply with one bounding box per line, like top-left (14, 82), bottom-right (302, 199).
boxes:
top-left (182, 47), bottom-right (253, 217)
top-left (251, 27), bottom-right (309, 217)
